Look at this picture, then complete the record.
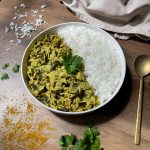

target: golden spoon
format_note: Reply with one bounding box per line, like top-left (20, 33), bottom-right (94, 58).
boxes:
top-left (134, 55), bottom-right (150, 145)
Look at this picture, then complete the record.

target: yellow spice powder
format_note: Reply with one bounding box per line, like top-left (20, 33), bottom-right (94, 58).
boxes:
top-left (0, 99), bottom-right (56, 150)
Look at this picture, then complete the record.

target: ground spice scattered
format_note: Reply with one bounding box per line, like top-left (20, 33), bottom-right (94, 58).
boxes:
top-left (0, 95), bottom-right (56, 150)
top-left (27, 101), bottom-right (35, 113)
top-left (6, 106), bottom-right (21, 115)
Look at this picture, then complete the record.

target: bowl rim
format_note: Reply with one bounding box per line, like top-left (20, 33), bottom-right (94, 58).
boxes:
top-left (21, 22), bottom-right (126, 115)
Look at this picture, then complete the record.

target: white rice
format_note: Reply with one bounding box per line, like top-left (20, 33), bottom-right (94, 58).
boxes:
top-left (58, 25), bottom-right (123, 103)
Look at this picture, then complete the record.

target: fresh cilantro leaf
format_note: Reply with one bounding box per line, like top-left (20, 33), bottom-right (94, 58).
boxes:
top-left (73, 139), bottom-right (86, 150)
top-left (2, 63), bottom-right (9, 70)
top-left (61, 53), bottom-right (83, 74)
top-left (90, 137), bottom-right (101, 150)
top-left (91, 127), bottom-right (99, 137)
top-left (59, 136), bottom-right (65, 146)
top-left (59, 134), bottom-right (76, 146)
top-left (83, 129), bottom-right (94, 145)
top-left (12, 64), bottom-right (20, 73)
top-left (65, 134), bottom-right (76, 145)
top-left (59, 126), bottom-right (102, 150)
top-left (61, 53), bottom-right (72, 65)
top-left (0, 73), bottom-right (9, 80)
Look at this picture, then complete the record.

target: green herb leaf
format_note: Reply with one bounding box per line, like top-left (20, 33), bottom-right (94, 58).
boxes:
top-left (61, 53), bottom-right (83, 74)
top-left (2, 63), bottom-right (10, 70)
top-left (90, 137), bottom-right (100, 150)
top-left (59, 136), bottom-right (65, 146)
top-left (12, 64), bottom-right (20, 73)
top-left (73, 139), bottom-right (86, 150)
top-left (59, 126), bottom-right (102, 150)
top-left (91, 127), bottom-right (99, 137)
top-left (59, 134), bottom-right (76, 146)
top-left (0, 73), bottom-right (9, 80)
top-left (65, 134), bottom-right (76, 145)
top-left (83, 129), bottom-right (94, 146)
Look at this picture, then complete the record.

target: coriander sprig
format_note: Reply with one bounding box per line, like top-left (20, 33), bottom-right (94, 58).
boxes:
top-left (61, 53), bottom-right (84, 74)
top-left (59, 126), bottom-right (102, 150)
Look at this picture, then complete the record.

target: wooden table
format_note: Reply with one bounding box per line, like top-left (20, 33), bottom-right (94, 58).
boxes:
top-left (0, 0), bottom-right (150, 150)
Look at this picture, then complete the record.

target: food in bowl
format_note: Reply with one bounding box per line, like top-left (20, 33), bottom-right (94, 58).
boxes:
top-left (27, 34), bottom-right (100, 112)
top-left (22, 22), bottom-right (126, 114)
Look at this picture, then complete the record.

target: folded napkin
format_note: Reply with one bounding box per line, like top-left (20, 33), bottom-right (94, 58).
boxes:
top-left (61, 0), bottom-right (150, 41)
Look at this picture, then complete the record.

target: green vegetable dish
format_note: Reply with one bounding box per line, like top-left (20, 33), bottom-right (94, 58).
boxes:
top-left (27, 34), bottom-right (100, 112)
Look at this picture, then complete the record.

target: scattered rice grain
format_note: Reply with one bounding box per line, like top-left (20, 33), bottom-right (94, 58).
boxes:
top-left (4, 3), bottom-right (47, 46)
top-left (12, 16), bottom-right (17, 20)
top-left (14, 6), bottom-right (18, 10)
top-left (9, 40), bottom-right (14, 43)
top-left (41, 4), bottom-right (47, 9)
top-left (2, 36), bottom-right (5, 40)
top-left (16, 39), bottom-right (22, 46)
top-left (34, 15), bottom-right (44, 28)
top-left (31, 9), bottom-right (38, 14)
top-left (6, 48), bottom-right (11, 52)
top-left (20, 3), bottom-right (26, 9)
top-left (5, 26), bottom-right (9, 33)
top-left (10, 22), bottom-right (15, 30)
top-left (1, 53), bottom-right (7, 55)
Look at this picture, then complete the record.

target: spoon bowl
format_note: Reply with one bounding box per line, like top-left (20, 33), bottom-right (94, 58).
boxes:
top-left (134, 55), bottom-right (150, 78)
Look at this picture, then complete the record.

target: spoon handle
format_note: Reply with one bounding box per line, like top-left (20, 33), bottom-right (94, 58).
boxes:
top-left (135, 77), bottom-right (143, 145)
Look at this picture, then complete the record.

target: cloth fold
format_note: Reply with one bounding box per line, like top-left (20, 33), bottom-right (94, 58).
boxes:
top-left (61, 0), bottom-right (150, 41)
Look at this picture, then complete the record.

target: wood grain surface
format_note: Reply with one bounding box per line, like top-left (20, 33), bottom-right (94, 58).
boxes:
top-left (0, 0), bottom-right (150, 150)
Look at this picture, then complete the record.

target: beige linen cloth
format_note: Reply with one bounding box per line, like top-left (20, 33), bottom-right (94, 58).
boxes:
top-left (61, 0), bottom-right (150, 41)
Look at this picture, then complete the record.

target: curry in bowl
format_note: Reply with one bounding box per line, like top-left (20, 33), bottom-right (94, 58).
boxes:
top-left (27, 34), bottom-right (100, 112)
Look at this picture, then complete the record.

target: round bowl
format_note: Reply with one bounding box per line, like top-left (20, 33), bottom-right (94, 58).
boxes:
top-left (21, 22), bottom-right (126, 115)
